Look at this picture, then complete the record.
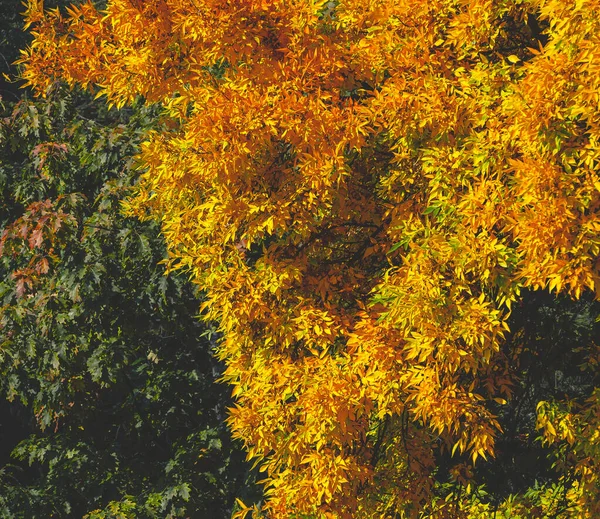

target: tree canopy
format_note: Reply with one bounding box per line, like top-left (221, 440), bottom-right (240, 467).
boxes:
top-left (16, 0), bottom-right (600, 517)
top-left (0, 19), bottom-right (259, 514)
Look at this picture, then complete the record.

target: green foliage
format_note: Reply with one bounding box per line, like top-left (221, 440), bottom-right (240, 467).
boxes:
top-left (0, 87), bottom-right (259, 517)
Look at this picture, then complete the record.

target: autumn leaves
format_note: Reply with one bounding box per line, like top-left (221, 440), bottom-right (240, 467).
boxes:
top-left (19, 0), bottom-right (600, 517)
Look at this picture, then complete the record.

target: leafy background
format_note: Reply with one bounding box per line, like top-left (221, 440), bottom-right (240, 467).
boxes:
top-left (0, 2), bottom-right (259, 516)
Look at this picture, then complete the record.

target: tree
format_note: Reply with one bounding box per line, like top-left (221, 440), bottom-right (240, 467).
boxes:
top-left (17, 0), bottom-right (600, 517)
top-left (0, 82), bottom-right (259, 516)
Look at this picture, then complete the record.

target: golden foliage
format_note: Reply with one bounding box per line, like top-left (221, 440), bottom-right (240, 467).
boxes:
top-left (19, 0), bottom-right (600, 516)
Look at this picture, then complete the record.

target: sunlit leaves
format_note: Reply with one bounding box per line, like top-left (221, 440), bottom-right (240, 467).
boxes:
top-left (18, 0), bottom-right (600, 517)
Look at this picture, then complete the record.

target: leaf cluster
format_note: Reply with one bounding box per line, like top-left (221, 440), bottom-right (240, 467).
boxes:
top-left (0, 87), bottom-right (259, 517)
